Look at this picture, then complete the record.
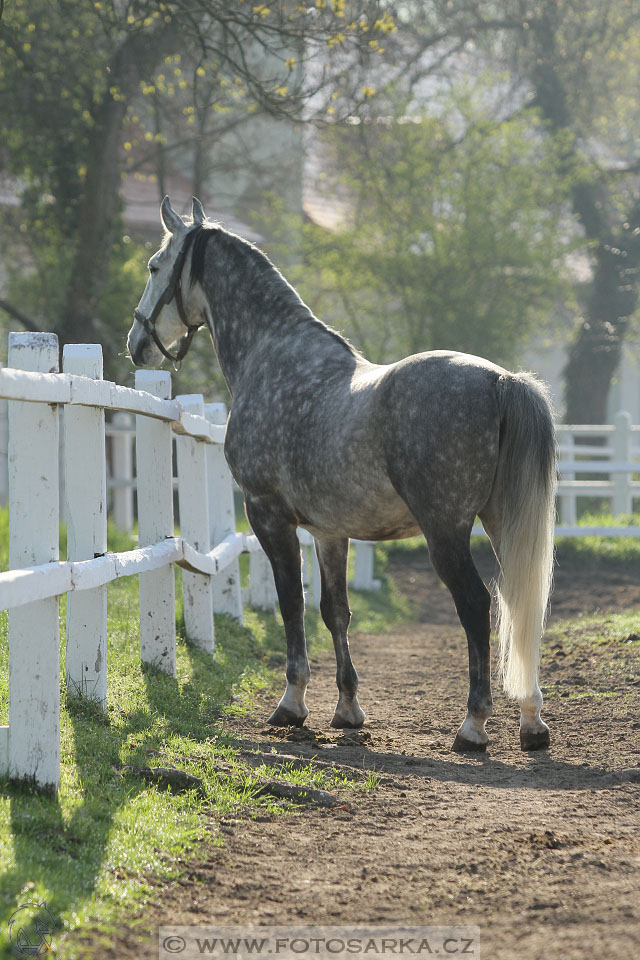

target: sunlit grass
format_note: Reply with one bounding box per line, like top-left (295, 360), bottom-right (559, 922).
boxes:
top-left (379, 511), bottom-right (640, 565)
top-left (0, 566), bottom-right (297, 957)
top-left (554, 510), bottom-right (640, 563)
top-left (545, 608), bottom-right (640, 649)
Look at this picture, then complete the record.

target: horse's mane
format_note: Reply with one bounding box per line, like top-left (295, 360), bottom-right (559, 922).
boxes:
top-left (188, 224), bottom-right (359, 358)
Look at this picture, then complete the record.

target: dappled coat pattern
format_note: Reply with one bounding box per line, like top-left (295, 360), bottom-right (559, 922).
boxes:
top-left (128, 197), bottom-right (556, 755)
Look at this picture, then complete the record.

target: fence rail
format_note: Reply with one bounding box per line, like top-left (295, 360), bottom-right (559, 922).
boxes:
top-left (555, 410), bottom-right (640, 528)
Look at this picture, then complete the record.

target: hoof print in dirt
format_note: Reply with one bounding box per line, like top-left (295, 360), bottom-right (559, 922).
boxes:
top-left (452, 734), bottom-right (488, 753)
top-left (267, 707), bottom-right (307, 727)
top-left (520, 729), bottom-right (551, 751)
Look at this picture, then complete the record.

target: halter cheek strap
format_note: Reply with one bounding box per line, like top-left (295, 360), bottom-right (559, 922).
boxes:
top-left (133, 228), bottom-right (203, 370)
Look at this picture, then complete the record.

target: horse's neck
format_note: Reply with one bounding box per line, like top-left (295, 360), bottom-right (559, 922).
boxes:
top-left (201, 257), bottom-right (354, 394)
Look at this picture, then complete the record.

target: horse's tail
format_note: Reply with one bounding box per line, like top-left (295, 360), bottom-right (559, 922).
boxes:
top-left (493, 372), bottom-right (556, 701)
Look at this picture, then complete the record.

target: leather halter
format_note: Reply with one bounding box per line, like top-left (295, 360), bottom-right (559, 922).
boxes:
top-left (133, 227), bottom-right (203, 370)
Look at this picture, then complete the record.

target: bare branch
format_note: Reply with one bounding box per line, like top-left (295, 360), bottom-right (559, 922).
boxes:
top-left (0, 300), bottom-right (40, 334)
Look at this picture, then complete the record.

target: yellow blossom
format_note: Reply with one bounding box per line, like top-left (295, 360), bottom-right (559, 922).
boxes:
top-left (373, 12), bottom-right (396, 34)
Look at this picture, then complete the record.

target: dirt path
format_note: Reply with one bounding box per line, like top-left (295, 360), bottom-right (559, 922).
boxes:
top-left (103, 552), bottom-right (640, 960)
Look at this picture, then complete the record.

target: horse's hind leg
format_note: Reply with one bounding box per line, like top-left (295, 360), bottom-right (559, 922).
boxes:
top-left (479, 502), bottom-right (549, 751)
top-left (315, 535), bottom-right (365, 728)
top-left (424, 526), bottom-right (493, 752)
top-left (245, 496), bottom-right (309, 727)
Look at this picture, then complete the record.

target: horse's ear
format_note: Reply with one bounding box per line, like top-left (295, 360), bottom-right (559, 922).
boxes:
top-left (191, 197), bottom-right (206, 225)
top-left (160, 196), bottom-right (186, 236)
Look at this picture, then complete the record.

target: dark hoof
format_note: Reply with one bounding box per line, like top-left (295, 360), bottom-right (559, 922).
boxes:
top-left (452, 733), bottom-right (488, 753)
top-left (330, 700), bottom-right (366, 729)
top-left (520, 728), bottom-right (550, 751)
top-left (330, 714), bottom-right (365, 729)
top-left (267, 706), bottom-right (307, 727)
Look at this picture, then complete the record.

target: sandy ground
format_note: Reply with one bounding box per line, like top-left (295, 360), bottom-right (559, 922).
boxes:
top-left (83, 551), bottom-right (640, 960)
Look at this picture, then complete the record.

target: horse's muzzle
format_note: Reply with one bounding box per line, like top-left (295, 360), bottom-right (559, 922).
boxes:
top-left (133, 309), bottom-right (150, 331)
top-left (128, 311), bottom-right (150, 365)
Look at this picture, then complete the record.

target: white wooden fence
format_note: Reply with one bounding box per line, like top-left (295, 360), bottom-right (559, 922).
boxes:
top-left (0, 333), bottom-right (381, 792)
top-left (554, 411), bottom-right (640, 534)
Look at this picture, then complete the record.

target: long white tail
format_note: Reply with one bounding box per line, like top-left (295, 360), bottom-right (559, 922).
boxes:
top-left (494, 372), bottom-right (556, 700)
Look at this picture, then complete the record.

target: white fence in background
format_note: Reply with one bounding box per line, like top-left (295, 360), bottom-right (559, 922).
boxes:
top-left (0, 332), bottom-right (377, 792)
top-left (97, 408), bottom-right (640, 540)
top-left (555, 410), bottom-right (640, 535)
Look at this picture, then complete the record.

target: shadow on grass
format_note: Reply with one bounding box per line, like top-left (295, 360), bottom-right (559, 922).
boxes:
top-left (0, 582), bottom-right (294, 955)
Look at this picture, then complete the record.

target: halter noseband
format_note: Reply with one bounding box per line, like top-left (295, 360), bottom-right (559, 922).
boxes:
top-left (133, 227), bottom-right (203, 370)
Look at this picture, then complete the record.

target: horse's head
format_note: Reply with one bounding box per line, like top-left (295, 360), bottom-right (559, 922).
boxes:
top-left (127, 196), bottom-right (207, 368)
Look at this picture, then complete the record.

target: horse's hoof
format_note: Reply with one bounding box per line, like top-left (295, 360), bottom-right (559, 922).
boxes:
top-left (452, 733), bottom-right (488, 753)
top-left (330, 704), bottom-right (366, 729)
top-left (520, 728), bottom-right (550, 751)
top-left (330, 714), bottom-right (365, 729)
top-left (267, 705), bottom-right (307, 727)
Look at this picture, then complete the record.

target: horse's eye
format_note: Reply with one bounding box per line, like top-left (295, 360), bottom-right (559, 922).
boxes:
top-left (149, 264), bottom-right (158, 275)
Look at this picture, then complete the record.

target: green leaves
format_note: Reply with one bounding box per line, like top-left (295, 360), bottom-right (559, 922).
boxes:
top-left (287, 78), bottom-right (574, 367)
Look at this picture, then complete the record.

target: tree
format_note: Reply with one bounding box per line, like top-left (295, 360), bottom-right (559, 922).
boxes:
top-left (276, 81), bottom-right (572, 367)
top-left (391, 0), bottom-right (640, 420)
top-left (520, 0), bottom-right (640, 422)
top-left (0, 0), bottom-right (392, 375)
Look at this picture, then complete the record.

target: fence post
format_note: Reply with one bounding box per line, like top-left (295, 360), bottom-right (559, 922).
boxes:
top-left (63, 344), bottom-right (108, 708)
top-left (0, 363), bottom-right (8, 506)
top-left (613, 410), bottom-right (632, 517)
top-left (351, 541), bottom-right (379, 591)
top-left (310, 540), bottom-right (321, 611)
top-left (135, 370), bottom-right (176, 675)
top-left (249, 549), bottom-right (277, 612)
top-left (111, 412), bottom-right (134, 533)
top-left (8, 332), bottom-right (60, 791)
top-left (205, 402), bottom-right (243, 623)
top-left (559, 430), bottom-right (577, 525)
top-left (176, 394), bottom-right (214, 655)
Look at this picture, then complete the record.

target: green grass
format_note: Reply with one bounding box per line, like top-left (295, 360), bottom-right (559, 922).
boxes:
top-left (545, 608), bottom-right (640, 650)
top-left (378, 511), bottom-right (640, 566)
top-left (542, 609), bottom-right (640, 704)
top-left (554, 511), bottom-right (640, 563)
top-left (0, 506), bottom-right (409, 959)
top-left (0, 578), bottom-right (290, 958)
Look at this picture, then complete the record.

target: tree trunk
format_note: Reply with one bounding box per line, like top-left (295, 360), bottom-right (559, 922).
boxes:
top-left (529, 7), bottom-right (640, 423)
top-left (62, 27), bottom-right (178, 365)
top-left (564, 242), bottom-right (639, 423)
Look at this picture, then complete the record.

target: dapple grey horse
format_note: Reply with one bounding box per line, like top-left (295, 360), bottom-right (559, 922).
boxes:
top-left (128, 197), bottom-right (556, 753)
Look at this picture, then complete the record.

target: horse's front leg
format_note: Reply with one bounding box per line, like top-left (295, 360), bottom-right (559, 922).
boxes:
top-left (245, 496), bottom-right (309, 727)
top-left (315, 535), bottom-right (365, 728)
